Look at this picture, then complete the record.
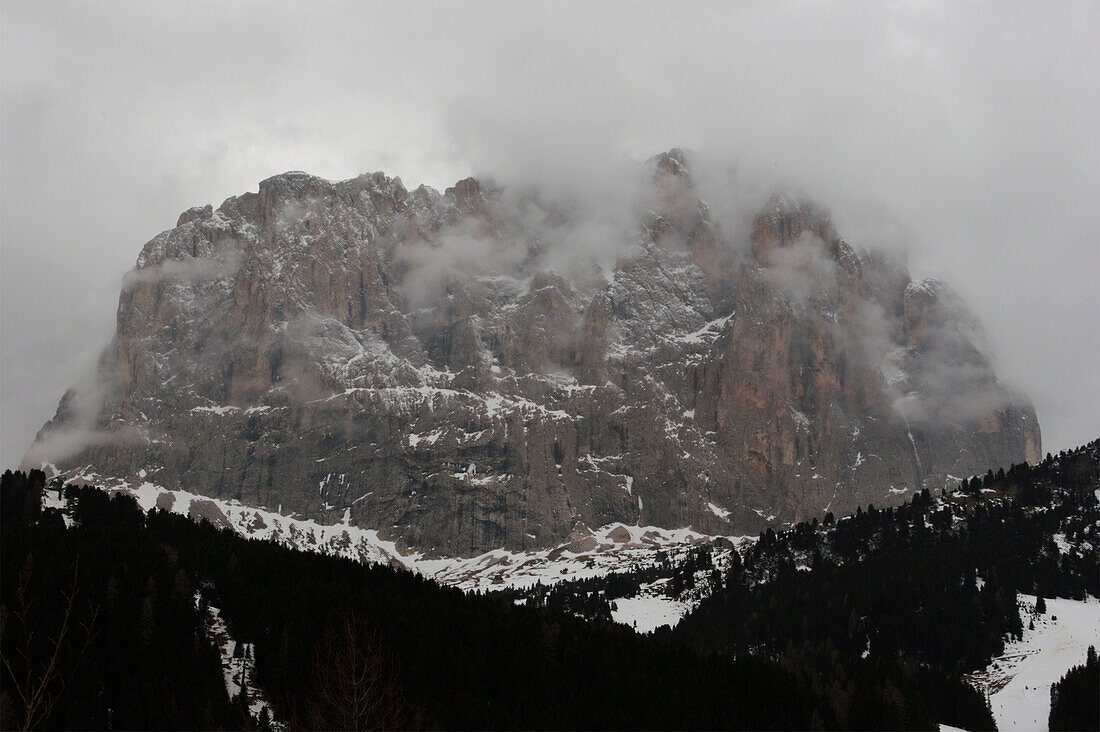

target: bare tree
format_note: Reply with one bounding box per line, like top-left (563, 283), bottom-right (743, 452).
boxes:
top-left (302, 612), bottom-right (419, 731)
top-left (1, 556), bottom-right (99, 731)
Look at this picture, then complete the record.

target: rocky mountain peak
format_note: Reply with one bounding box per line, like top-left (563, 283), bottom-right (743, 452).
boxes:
top-left (176, 204), bottom-right (213, 227)
top-left (650, 147), bottom-right (692, 180)
top-left (750, 192), bottom-right (842, 259)
top-left (257, 170), bottom-right (335, 207)
top-left (27, 154), bottom-right (1041, 556)
top-left (445, 177), bottom-right (485, 211)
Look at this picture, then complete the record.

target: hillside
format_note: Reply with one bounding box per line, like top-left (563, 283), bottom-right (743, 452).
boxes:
top-left (6, 441), bottom-right (1096, 729)
top-left (0, 470), bottom-right (993, 730)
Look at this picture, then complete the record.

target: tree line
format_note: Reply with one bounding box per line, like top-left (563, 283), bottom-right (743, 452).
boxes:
top-left (2, 439), bottom-right (1095, 729)
top-left (0, 473), bottom-right (922, 730)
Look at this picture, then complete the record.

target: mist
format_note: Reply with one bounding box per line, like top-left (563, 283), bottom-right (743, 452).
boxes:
top-left (3, 1), bottom-right (1098, 466)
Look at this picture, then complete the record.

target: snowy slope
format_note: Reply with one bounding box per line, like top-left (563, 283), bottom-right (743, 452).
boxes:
top-left (43, 474), bottom-right (750, 596)
top-left (967, 594), bottom-right (1100, 732)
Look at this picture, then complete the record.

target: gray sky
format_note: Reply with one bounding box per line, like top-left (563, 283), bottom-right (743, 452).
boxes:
top-left (2, 1), bottom-right (1098, 466)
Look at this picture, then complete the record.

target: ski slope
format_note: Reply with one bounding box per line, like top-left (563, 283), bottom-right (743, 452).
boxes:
top-left (968, 594), bottom-right (1100, 731)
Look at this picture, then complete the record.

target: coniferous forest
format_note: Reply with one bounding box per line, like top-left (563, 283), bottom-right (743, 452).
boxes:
top-left (1, 440), bottom-right (1097, 730)
top-left (1, 478), bottom-right (836, 730)
top-left (672, 444), bottom-right (1098, 664)
top-left (1048, 645), bottom-right (1098, 731)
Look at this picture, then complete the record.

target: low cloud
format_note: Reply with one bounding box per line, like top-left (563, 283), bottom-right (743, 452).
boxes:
top-left (396, 221), bottom-right (528, 310)
top-left (2, 2), bottom-right (1097, 465)
top-left (122, 248), bottom-right (243, 288)
top-left (760, 231), bottom-right (843, 307)
top-left (21, 370), bottom-right (111, 469)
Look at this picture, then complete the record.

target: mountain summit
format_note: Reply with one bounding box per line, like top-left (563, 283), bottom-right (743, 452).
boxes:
top-left (27, 152), bottom-right (1040, 555)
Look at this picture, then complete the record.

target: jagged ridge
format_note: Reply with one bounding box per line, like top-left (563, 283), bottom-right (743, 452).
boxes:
top-left (27, 150), bottom-right (1040, 555)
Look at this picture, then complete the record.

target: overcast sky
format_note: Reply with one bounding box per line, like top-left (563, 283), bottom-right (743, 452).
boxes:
top-left (2, 1), bottom-right (1098, 466)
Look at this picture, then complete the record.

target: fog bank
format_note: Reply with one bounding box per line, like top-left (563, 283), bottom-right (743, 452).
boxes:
top-left (3, 2), bottom-right (1097, 465)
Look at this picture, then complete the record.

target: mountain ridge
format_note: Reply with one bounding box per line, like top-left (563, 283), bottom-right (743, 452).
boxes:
top-left (26, 150), bottom-right (1040, 555)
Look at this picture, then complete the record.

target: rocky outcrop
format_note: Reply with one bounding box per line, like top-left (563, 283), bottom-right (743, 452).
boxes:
top-left (26, 151), bottom-right (1041, 556)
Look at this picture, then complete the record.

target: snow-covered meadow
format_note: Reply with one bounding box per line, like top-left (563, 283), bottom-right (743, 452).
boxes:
top-left (968, 594), bottom-right (1100, 731)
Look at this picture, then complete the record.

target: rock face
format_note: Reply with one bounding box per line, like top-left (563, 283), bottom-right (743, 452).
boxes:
top-left (27, 150), bottom-right (1041, 555)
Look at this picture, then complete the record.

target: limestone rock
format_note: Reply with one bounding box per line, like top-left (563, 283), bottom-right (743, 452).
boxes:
top-left (26, 152), bottom-right (1041, 556)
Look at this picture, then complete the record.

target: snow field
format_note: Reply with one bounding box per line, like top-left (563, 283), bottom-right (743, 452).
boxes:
top-left (968, 594), bottom-right (1100, 732)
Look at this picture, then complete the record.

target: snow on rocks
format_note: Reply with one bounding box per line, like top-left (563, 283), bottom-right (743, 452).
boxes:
top-left (707, 502), bottom-right (732, 520)
top-left (418, 523), bottom-right (747, 594)
top-left (673, 312), bottom-right (734, 345)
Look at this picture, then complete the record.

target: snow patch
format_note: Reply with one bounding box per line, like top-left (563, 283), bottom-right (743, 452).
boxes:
top-left (674, 312), bottom-right (734, 345)
top-left (1052, 533), bottom-right (1071, 555)
top-left (611, 595), bottom-right (691, 634)
top-left (189, 405), bottom-right (239, 416)
top-left (707, 502), bottom-right (731, 520)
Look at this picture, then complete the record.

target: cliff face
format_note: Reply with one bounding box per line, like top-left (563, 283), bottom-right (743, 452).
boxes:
top-left (27, 151), bottom-right (1041, 555)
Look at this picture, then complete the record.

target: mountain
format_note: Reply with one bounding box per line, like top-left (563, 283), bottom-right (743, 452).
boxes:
top-left (25, 149), bottom-right (1040, 556)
